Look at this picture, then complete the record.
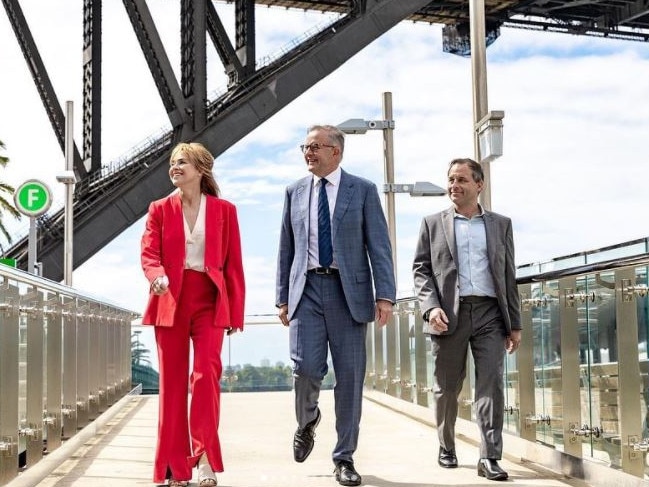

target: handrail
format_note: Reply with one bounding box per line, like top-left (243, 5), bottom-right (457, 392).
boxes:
top-left (517, 252), bottom-right (649, 284)
top-left (0, 265), bottom-right (139, 484)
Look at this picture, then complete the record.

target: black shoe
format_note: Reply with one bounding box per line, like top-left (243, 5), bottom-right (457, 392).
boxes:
top-left (438, 446), bottom-right (458, 468)
top-left (334, 460), bottom-right (361, 486)
top-left (293, 408), bottom-right (321, 462)
top-left (477, 458), bottom-right (508, 481)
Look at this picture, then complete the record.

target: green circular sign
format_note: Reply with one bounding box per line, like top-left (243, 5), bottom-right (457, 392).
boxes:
top-left (14, 180), bottom-right (53, 217)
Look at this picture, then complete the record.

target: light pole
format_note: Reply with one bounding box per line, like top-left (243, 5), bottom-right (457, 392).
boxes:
top-left (57, 100), bottom-right (77, 286)
top-left (468, 4), bottom-right (507, 423)
top-left (339, 97), bottom-right (446, 397)
top-left (338, 92), bottom-right (446, 286)
top-left (470, 0), bottom-right (504, 211)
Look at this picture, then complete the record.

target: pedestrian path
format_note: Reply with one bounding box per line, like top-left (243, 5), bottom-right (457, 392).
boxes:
top-left (14, 391), bottom-right (589, 486)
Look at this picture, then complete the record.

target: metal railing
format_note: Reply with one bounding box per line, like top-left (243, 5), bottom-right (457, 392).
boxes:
top-left (366, 237), bottom-right (649, 482)
top-left (0, 264), bottom-right (138, 485)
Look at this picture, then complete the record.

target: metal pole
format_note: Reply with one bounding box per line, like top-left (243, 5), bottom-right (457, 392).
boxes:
top-left (464, 0), bottom-right (490, 423)
top-left (470, 0), bottom-right (491, 211)
top-left (28, 217), bottom-right (36, 274)
top-left (63, 101), bottom-right (75, 286)
top-left (381, 92), bottom-right (398, 285)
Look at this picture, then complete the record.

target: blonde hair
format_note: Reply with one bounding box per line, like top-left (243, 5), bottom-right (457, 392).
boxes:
top-left (169, 142), bottom-right (220, 196)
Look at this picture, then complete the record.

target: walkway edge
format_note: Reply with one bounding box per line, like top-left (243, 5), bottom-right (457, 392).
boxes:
top-left (363, 389), bottom-right (647, 487)
top-left (5, 390), bottom-right (141, 487)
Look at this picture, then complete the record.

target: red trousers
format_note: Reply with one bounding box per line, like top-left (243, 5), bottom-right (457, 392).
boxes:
top-left (153, 270), bottom-right (225, 483)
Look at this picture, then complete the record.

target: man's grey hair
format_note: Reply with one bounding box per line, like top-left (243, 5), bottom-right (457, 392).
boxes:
top-left (307, 124), bottom-right (345, 154)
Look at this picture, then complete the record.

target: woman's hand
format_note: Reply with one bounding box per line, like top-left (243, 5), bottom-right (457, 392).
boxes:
top-left (151, 275), bottom-right (169, 295)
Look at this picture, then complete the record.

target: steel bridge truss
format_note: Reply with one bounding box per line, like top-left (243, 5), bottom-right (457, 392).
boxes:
top-left (1, 0), bottom-right (648, 281)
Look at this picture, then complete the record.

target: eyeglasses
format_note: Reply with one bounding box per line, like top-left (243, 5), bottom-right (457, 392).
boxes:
top-left (300, 143), bottom-right (335, 153)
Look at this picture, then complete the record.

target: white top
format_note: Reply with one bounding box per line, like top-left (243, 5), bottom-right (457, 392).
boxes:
top-left (183, 193), bottom-right (207, 271)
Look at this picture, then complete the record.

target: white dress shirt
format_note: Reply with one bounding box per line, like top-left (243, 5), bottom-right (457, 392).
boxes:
top-left (308, 166), bottom-right (341, 269)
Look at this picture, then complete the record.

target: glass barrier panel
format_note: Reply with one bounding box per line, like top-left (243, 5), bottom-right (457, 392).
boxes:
top-left (540, 256), bottom-right (585, 274)
top-left (582, 271), bottom-right (617, 465)
top-left (517, 263), bottom-right (541, 279)
top-left (634, 266), bottom-right (649, 478)
top-left (503, 351), bottom-right (519, 433)
top-left (587, 242), bottom-right (647, 264)
top-left (423, 341), bottom-right (433, 407)
top-left (395, 301), bottom-right (416, 401)
top-left (533, 280), bottom-right (560, 447)
top-left (409, 306), bottom-right (418, 394)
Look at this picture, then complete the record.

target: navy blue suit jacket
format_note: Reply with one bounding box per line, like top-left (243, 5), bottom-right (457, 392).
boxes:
top-left (276, 169), bottom-right (396, 323)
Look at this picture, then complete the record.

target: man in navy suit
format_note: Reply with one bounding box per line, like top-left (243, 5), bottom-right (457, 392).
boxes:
top-left (413, 158), bottom-right (521, 481)
top-left (276, 124), bottom-right (396, 486)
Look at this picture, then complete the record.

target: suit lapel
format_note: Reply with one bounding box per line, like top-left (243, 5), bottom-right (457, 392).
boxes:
top-left (296, 176), bottom-right (312, 237)
top-left (204, 196), bottom-right (219, 266)
top-left (169, 191), bottom-right (183, 218)
top-left (442, 207), bottom-right (458, 263)
top-left (331, 169), bottom-right (354, 238)
top-left (482, 211), bottom-right (497, 271)
top-left (168, 192), bottom-right (186, 260)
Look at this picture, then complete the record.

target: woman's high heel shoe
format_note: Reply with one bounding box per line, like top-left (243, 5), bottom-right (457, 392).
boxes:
top-left (197, 462), bottom-right (217, 487)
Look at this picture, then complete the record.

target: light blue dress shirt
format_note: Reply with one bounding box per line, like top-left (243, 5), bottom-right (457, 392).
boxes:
top-left (454, 208), bottom-right (496, 297)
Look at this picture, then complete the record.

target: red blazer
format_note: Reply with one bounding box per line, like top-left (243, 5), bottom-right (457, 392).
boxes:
top-left (140, 193), bottom-right (245, 330)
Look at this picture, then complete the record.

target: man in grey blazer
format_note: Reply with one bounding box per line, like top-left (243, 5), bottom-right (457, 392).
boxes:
top-left (412, 158), bottom-right (521, 481)
top-left (276, 124), bottom-right (395, 487)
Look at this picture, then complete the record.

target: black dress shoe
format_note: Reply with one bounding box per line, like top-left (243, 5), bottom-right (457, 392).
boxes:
top-left (293, 408), bottom-right (321, 462)
top-left (438, 447), bottom-right (458, 468)
top-left (334, 460), bottom-right (361, 486)
top-left (477, 458), bottom-right (508, 481)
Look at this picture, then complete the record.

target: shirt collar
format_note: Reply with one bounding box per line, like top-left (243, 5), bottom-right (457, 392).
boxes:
top-left (453, 203), bottom-right (485, 220)
top-left (313, 166), bottom-right (342, 187)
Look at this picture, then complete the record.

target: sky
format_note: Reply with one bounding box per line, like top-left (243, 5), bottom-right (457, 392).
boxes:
top-left (1, 2), bottom-right (649, 371)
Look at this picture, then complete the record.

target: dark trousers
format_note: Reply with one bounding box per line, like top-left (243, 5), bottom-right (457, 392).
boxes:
top-left (431, 298), bottom-right (506, 459)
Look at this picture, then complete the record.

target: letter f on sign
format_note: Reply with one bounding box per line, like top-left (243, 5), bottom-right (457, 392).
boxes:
top-left (27, 188), bottom-right (40, 208)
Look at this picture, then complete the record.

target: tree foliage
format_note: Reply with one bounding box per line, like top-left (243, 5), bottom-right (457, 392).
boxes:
top-left (129, 333), bottom-right (339, 394)
top-left (0, 140), bottom-right (21, 249)
top-left (222, 363), bottom-right (335, 392)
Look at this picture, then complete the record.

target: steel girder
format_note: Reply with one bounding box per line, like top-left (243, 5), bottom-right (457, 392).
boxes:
top-left (4, 1), bottom-right (649, 281)
top-left (6, 0), bottom-right (433, 281)
top-left (82, 0), bottom-right (102, 173)
top-left (1, 0), bottom-right (86, 179)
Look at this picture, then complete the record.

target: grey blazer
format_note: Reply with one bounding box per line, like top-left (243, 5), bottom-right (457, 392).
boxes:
top-left (276, 169), bottom-right (396, 323)
top-left (412, 207), bottom-right (521, 335)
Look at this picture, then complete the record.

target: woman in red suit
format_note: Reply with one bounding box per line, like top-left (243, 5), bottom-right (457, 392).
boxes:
top-left (141, 141), bottom-right (245, 487)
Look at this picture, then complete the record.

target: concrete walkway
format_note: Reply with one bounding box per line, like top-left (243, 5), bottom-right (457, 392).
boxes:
top-left (13, 391), bottom-right (588, 487)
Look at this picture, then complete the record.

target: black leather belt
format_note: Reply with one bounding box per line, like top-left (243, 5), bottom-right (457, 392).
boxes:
top-left (459, 295), bottom-right (496, 303)
top-left (308, 267), bottom-right (339, 275)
